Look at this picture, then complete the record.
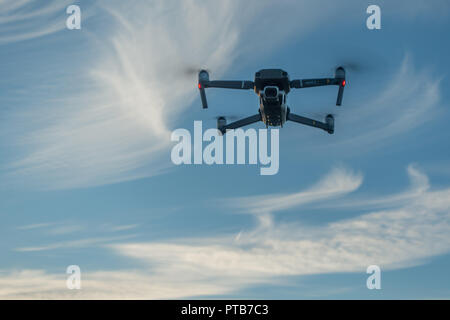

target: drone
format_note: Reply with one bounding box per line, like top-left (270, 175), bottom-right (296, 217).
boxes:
top-left (197, 67), bottom-right (346, 135)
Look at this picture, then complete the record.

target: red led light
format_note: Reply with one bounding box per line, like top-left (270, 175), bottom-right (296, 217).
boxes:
top-left (198, 83), bottom-right (202, 89)
top-left (342, 80), bottom-right (346, 87)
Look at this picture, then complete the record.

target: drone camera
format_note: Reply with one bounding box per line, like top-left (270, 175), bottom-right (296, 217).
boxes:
top-left (265, 87), bottom-right (278, 98)
top-left (263, 86), bottom-right (280, 102)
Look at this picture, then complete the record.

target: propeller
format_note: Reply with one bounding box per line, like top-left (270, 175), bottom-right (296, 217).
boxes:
top-left (309, 112), bottom-right (339, 119)
top-left (331, 49), bottom-right (387, 76)
top-left (182, 66), bottom-right (211, 78)
top-left (333, 61), bottom-right (364, 73)
top-left (209, 114), bottom-right (245, 121)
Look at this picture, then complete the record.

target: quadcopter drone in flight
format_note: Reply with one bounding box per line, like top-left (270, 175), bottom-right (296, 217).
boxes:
top-left (197, 67), bottom-right (346, 135)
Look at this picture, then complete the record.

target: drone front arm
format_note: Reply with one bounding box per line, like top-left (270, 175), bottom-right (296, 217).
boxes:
top-left (290, 67), bottom-right (346, 106)
top-left (198, 69), bottom-right (255, 109)
top-left (198, 80), bottom-right (254, 109)
top-left (290, 78), bottom-right (340, 88)
top-left (203, 80), bottom-right (255, 90)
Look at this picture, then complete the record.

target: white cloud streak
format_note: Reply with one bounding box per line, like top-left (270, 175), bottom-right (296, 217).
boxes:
top-left (228, 167), bottom-right (362, 216)
top-left (108, 224), bottom-right (139, 232)
top-left (336, 55), bottom-right (442, 147)
top-left (2, 164), bottom-right (450, 298)
top-left (15, 235), bottom-right (136, 252)
top-left (108, 165), bottom-right (450, 291)
top-left (314, 164), bottom-right (431, 210)
top-left (2, 0), bottom-right (271, 188)
top-left (4, 1), bottom-right (444, 189)
top-left (0, 0), bottom-right (75, 44)
top-left (293, 55), bottom-right (442, 152)
top-left (17, 222), bottom-right (83, 235)
top-left (0, 269), bottom-right (235, 299)
top-left (16, 222), bottom-right (55, 230)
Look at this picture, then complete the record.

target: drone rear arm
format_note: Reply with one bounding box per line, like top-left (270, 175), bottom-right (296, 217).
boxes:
top-left (218, 113), bottom-right (261, 135)
top-left (287, 109), bottom-right (334, 134)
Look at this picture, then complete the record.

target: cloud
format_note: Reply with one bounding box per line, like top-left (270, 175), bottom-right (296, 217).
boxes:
top-left (15, 235), bottom-right (136, 252)
top-left (0, 269), bottom-right (235, 299)
top-left (4, 0), bottom-right (427, 190)
top-left (17, 222), bottom-right (55, 230)
top-left (337, 55), bottom-right (442, 146)
top-left (46, 225), bottom-right (84, 236)
top-left (227, 166), bottom-right (362, 216)
top-left (2, 164), bottom-right (450, 298)
top-left (0, 1), bottom-right (446, 190)
top-left (108, 224), bottom-right (139, 232)
top-left (108, 165), bottom-right (450, 293)
top-left (314, 164), bottom-right (431, 210)
top-left (17, 221), bottom-right (83, 235)
top-left (1, 0), bottom-right (265, 189)
top-left (111, 165), bottom-right (449, 279)
top-left (0, 0), bottom-right (76, 44)
top-left (294, 55), bottom-right (442, 152)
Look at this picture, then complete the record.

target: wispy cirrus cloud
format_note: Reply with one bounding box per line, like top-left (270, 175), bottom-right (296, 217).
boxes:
top-left (0, 269), bottom-right (233, 299)
top-left (106, 165), bottom-right (450, 292)
top-left (227, 166), bottom-right (362, 216)
top-left (108, 224), bottom-right (139, 232)
top-left (16, 222), bottom-right (55, 230)
top-left (336, 55), bottom-right (442, 147)
top-left (2, 0), bottom-right (267, 189)
top-left (15, 234), bottom-right (137, 252)
top-left (17, 221), bottom-right (82, 235)
top-left (295, 55), bottom-right (443, 152)
top-left (0, 0), bottom-right (76, 44)
top-left (314, 164), bottom-right (431, 210)
top-left (2, 164), bottom-right (450, 298)
top-left (4, 1), bottom-right (444, 189)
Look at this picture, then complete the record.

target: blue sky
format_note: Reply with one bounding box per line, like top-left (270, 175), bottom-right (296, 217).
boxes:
top-left (0, 0), bottom-right (450, 299)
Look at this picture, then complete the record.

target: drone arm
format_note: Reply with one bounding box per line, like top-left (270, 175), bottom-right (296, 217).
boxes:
top-left (287, 111), bottom-right (333, 134)
top-left (290, 78), bottom-right (340, 88)
top-left (204, 80), bottom-right (255, 90)
top-left (290, 67), bottom-right (346, 106)
top-left (336, 82), bottom-right (345, 106)
top-left (219, 113), bottom-right (261, 134)
top-left (199, 84), bottom-right (208, 109)
top-left (198, 80), bottom-right (255, 109)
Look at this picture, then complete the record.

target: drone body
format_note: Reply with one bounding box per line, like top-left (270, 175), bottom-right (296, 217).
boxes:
top-left (198, 67), bottom-right (346, 135)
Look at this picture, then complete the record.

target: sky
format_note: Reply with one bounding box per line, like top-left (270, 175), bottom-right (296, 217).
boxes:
top-left (0, 0), bottom-right (449, 299)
